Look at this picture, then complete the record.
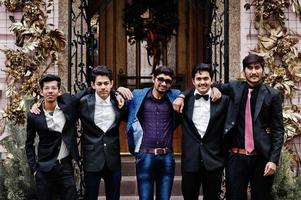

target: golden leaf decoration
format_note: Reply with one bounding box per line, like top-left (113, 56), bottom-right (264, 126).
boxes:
top-left (1, 0), bottom-right (66, 124)
top-left (247, 0), bottom-right (301, 143)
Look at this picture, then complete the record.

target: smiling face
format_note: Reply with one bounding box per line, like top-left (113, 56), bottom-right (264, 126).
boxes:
top-left (152, 73), bottom-right (173, 95)
top-left (40, 81), bottom-right (60, 103)
top-left (243, 63), bottom-right (264, 87)
top-left (91, 75), bottom-right (113, 100)
top-left (192, 71), bottom-right (212, 94)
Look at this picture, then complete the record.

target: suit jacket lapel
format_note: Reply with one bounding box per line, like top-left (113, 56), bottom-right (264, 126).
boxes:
top-left (38, 108), bottom-right (49, 130)
top-left (202, 99), bottom-right (217, 140)
top-left (111, 97), bottom-right (121, 120)
top-left (186, 93), bottom-right (195, 121)
top-left (254, 85), bottom-right (267, 121)
top-left (236, 82), bottom-right (246, 104)
top-left (186, 90), bottom-right (202, 141)
top-left (87, 94), bottom-right (96, 122)
top-left (107, 95), bottom-right (120, 131)
top-left (57, 100), bottom-right (71, 122)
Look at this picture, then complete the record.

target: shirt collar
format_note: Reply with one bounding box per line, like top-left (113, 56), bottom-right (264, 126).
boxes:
top-left (43, 103), bottom-right (60, 115)
top-left (146, 89), bottom-right (167, 101)
top-left (95, 93), bottom-right (111, 104)
top-left (194, 88), bottom-right (212, 97)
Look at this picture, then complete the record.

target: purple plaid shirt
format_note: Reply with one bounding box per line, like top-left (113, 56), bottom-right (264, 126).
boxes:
top-left (139, 90), bottom-right (173, 149)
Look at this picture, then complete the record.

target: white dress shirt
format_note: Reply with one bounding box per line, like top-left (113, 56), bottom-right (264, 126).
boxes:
top-left (94, 93), bottom-right (116, 132)
top-left (44, 104), bottom-right (69, 160)
top-left (192, 89), bottom-right (211, 138)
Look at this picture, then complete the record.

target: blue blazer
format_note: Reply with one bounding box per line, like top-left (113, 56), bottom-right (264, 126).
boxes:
top-left (126, 87), bottom-right (180, 154)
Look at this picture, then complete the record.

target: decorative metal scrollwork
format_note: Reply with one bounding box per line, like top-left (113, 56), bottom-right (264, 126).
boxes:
top-left (208, 0), bottom-right (229, 83)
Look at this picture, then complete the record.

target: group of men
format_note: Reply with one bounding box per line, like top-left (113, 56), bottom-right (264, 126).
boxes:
top-left (25, 53), bottom-right (284, 200)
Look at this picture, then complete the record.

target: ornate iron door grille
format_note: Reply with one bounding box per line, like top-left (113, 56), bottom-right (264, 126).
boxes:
top-left (206, 0), bottom-right (229, 83)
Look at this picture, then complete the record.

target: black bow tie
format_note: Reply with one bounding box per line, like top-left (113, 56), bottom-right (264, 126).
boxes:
top-left (195, 94), bottom-right (209, 101)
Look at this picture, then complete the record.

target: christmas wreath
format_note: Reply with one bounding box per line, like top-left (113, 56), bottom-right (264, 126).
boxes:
top-left (123, 0), bottom-right (178, 68)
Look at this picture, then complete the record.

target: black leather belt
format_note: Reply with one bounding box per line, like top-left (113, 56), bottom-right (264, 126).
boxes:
top-left (139, 147), bottom-right (171, 155)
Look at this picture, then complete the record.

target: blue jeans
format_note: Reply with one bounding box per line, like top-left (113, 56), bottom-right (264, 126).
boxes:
top-left (136, 153), bottom-right (175, 200)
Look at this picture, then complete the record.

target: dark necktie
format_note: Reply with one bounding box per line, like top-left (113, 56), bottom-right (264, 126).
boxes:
top-left (195, 94), bottom-right (209, 101)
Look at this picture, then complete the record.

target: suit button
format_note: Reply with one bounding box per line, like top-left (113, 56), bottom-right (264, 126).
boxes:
top-left (104, 144), bottom-right (107, 147)
top-left (231, 122), bottom-right (235, 125)
top-left (225, 129), bottom-right (228, 132)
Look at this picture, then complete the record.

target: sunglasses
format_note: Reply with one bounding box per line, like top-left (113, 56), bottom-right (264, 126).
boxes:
top-left (156, 77), bottom-right (173, 85)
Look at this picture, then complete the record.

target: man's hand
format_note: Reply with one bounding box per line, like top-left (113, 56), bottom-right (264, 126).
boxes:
top-left (117, 87), bottom-right (133, 100)
top-left (211, 87), bottom-right (222, 102)
top-left (264, 162), bottom-right (277, 176)
top-left (31, 102), bottom-right (41, 114)
top-left (173, 95), bottom-right (185, 113)
top-left (115, 93), bottom-right (124, 109)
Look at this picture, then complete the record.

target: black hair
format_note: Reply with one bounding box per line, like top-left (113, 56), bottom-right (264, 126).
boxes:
top-left (91, 65), bottom-right (113, 82)
top-left (153, 66), bottom-right (175, 79)
top-left (242, 54), bottom-right (265, 70)
top-left (39, 74), bottom-right (61, 89)
top-left (192, 63), bottom-right (213, 79)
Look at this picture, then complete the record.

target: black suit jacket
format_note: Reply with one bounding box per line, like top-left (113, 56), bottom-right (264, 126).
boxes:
top-left (181, 89), bottom-right (229, 172)
top-left (78, 93), bottom-right (125, 172)
top-left (25, 91), bottom-right (87, 174)
top-left (217, 80), bottom-right (284, 164)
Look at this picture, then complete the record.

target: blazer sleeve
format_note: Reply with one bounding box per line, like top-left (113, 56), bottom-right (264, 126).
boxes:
top-left (212, 81), bottom-right (234, 96)
top-left (269, 91), bottom-right (285, 164)
top-left (73, 87), bottom-right (94, 101)
top-left (25, 113), bottom-right (38, 174)
top-left (180, 87), bottom-right (194, 97)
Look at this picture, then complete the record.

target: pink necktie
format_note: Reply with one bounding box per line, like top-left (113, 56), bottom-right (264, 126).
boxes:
top-left (245, 88), bottom-right (254, 153)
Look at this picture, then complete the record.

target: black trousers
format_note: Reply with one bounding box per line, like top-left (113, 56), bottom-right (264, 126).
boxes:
top-left (226, 152), bottom-right (274, 200)
top-left (182, 163), bottom-right (223, 200)
top-left (35, 159), bottom-right (77, 200)
top-left (84, 165), bottom-right (121, 200)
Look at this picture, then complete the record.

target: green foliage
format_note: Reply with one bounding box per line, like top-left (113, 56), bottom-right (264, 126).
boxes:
top-left (272, 148), bottom-right (301, 199)
top-left (0, 162), bottom-right (6, 200)
top-left (0, 122), bottom-right (36, 200)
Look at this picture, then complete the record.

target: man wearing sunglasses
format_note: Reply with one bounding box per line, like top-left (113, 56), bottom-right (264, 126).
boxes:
top-left (117, 66), bottom-right (180, 200)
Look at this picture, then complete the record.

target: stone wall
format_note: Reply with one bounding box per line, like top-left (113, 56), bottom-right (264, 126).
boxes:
top-left (229, 0), bottom-right (241, 79)
top-left (58, 0), bottom-right (69, 91)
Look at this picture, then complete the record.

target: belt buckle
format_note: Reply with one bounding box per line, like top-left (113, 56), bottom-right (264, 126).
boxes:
top-left (154, 148), bottom-right (165, 155)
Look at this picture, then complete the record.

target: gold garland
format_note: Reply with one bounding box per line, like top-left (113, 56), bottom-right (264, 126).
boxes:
top-left (1, 0), bottom-right (66, 124)
top-left (0, 0), bottom-right (23, 12)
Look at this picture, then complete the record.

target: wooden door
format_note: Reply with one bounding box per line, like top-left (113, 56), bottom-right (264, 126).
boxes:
top-left (93, 0), bottom-right (208, 153)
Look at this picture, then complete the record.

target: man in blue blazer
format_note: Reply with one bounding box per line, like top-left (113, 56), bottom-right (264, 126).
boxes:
top-left (118, 66), bottom-right (180, 200)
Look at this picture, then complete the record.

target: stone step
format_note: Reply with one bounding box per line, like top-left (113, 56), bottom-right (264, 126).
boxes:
top-left (97, 156), bottom-right (205, 198)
